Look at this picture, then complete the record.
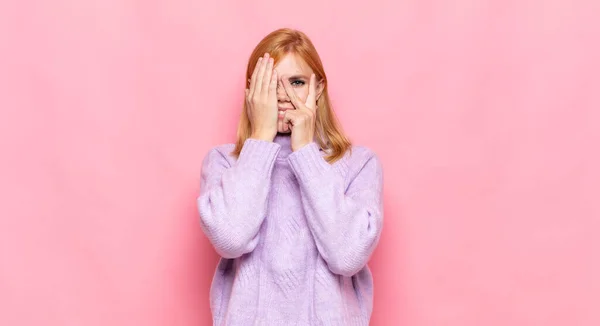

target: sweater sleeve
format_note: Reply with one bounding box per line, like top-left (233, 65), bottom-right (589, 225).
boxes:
top-left (287, 143), bottom-right (384, 277)
top-left (197, 139), bottom-right (280, 259)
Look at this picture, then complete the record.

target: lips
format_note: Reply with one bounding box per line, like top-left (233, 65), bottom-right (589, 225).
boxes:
top-left (277, 107), bottom-right (292, 118)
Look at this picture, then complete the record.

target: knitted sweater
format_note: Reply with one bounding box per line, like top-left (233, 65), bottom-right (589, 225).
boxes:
top-left (197, 133), bottom-right (384, 325)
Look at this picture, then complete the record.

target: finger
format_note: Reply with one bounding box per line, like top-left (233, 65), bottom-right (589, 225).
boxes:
top-left (278, 112), bottom-right (284, 131)
top-left (283, 109), bottom-right (296, 126)
top-left (268, 69), bottom-right (278, 99)
top-left (245, 88), bottom-right (251, 119)
top-left (255, 53), bottom-right (270, 95)
top-left (249, 57), bottom-right (262, 97)
top-left (305, 73), bottom-right (317, 109)
top-left (282, 119), bottom-right (290, 133)
top-left (283, 113), bottom-right (291, 132)
top-left (282, 76), bottom-right (302, 110)
top-left (262, 58), bottom-right (274, 97)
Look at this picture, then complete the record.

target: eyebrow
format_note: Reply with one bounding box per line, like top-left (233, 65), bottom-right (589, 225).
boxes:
top-left (286, 74), bottom-right (309, 80)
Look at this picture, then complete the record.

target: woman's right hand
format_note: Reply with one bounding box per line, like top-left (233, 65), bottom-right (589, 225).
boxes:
top-left (246, 53), bottom-right (278, 141)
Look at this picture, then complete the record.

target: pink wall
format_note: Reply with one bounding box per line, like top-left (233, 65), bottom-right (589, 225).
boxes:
top-left (1, 0), bottom-right (599, 325)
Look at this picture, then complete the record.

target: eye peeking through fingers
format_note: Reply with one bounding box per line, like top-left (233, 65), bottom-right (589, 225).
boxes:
top-left (290, 79), bottom-right (306, 87)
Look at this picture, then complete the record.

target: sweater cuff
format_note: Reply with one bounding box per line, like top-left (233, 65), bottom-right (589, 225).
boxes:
top-left (237, 138), bottom-right (281, 173)
top-left (287, 142), bottom-right (330, 181)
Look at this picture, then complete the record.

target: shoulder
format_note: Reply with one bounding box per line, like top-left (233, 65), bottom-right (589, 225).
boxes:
top-left (344, 144), bottom-right (381, 167)
top-left (332, 144), bottom-right (383, 179)
top-left (201, 143), bottom-right (237, 169)
top-left (348, 144), bottom-right (378, 160)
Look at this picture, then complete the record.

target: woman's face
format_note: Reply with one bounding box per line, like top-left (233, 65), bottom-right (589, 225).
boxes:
top-left (273, 53), bottom-right (323, 133)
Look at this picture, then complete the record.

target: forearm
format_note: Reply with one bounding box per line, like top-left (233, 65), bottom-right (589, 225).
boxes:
top-left (288, 143), bottom-right (384, 276)
top-left (198, 139), bottom-right (280, 258)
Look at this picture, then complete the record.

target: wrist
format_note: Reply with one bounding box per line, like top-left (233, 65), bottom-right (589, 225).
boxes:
top-left (250, 130), bottom-right (275, 142)
top-left (292, 139), bottom-right (312, 152)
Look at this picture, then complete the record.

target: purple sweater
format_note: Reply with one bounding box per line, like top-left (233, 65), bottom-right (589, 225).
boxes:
top-left (197, 133), bottom-right (384, 325)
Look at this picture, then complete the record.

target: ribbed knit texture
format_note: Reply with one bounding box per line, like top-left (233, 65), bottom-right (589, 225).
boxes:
top-left (197, 133), bottom-right (384, 325)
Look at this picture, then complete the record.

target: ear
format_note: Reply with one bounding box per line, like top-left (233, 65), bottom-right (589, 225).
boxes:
top-left (316, 78), bottom-right (325, 101)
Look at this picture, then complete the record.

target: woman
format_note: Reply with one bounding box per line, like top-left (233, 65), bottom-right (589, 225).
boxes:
top-left (197, 28), bottom-right (384, 325)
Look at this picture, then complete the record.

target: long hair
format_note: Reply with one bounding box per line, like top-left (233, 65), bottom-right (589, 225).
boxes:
top-left (232, 28), bottom-right (352, 164)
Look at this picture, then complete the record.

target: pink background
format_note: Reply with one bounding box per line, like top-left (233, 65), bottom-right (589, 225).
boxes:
top-left (1, 0), bottom-right (599, 325)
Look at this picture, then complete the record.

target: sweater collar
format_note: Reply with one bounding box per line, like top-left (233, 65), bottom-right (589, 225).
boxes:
top-left (273, 133), bottom-right (293, 159)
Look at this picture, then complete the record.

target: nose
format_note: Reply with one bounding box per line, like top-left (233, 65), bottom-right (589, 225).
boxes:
top-left (276, 82), bottom-right (288, 100)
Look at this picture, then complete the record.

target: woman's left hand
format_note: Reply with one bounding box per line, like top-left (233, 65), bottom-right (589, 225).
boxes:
top-left (281, 73), bottom-right (318, 152)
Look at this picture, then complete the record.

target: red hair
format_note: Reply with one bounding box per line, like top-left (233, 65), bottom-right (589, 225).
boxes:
top-left (232, 28), bottom-right (351, 164)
